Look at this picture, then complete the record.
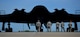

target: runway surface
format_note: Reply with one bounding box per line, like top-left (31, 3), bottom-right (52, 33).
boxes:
top-left (0, 32), bottom-right (80, 37)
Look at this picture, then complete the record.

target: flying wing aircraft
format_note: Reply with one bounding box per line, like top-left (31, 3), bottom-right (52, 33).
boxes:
top-left (0, 5), bottom-right (79, 32)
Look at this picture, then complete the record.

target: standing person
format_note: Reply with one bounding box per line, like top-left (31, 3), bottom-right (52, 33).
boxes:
top-left (56, 22), bottom-right (60, 32)
top-left (68, 20), bottom-right (72, 32)
top-left (47, 21), bottom-right (52, 32)
top-left (36, 20), bottom-right (41, 32)
top-left (61, 21), bottom-right (65, 32)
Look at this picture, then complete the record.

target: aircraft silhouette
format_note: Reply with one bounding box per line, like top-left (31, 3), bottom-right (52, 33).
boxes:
top-left (0, 5), bottom-right (79, 31)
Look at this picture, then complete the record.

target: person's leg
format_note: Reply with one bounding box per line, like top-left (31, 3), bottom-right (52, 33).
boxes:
top-left (61, 27), bottom-right (62, 32)
top-left (48, 28), bottom-right (51, 32)
top-left (58, 27), bottom-right (59, 32)
top-left (69, 27), bottom-right (71, 32)
top-left (48, 27), bottom-right (51, 32)
top-left (48, 28), bottom-right (50, 32)
top-left (39, 27), bottom-right (40, 32)
top-left (39, 27), bottom-right (41, 32)
top-left (37, 27), bottom-right (39, 32)
top-left (67, 28), bottom-right (69, 32)
top-left (63, 27), bottom-right (65, 32)
top-left (56, 27), bottom-right (58, 32)
top-left (36, 26), bottom-right (38, 32)
top-left (47, 26), bottom-right (49, 32)
top-left (56, 29), bottom-right (57, 32)
top-left (50, 27), bottom-right (51, 32)
top-left (70, 27), bottom-right (72, 32)
top-left (37, 27), bottom-right (40, 32)
top-left (47, 28), bottom-right (49, 32)
top-left (62, 27), bottom-right (65, 32)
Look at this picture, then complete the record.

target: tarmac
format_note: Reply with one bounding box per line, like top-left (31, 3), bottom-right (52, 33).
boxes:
top-left (0, 32), bottom-right (80, 37)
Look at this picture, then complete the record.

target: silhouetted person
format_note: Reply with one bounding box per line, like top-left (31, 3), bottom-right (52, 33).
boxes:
top-left (56, 22), bottom-right (60, 32)
top-left (36, 20), bottom-right (41, 32)
top-left (5, 28), bottom-right (12, 32)
top-left (47, 21), bottom-right (52, 32)
top-left (40, 26), bottom-right (43, 32)
top-left (67, 20), bottom-right (72, 32)
top-left (5, 22), bottom-right (12, 32)
top-left (61, 21), bottom-right (65, 32)
top-left (68, 22), bottom-right (72, 32)
top-left (5, 28), bottom-right (8, 32)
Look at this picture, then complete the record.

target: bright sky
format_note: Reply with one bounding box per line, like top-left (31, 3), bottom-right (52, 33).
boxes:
top-left (0, 0), bottom-right (80, 32)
